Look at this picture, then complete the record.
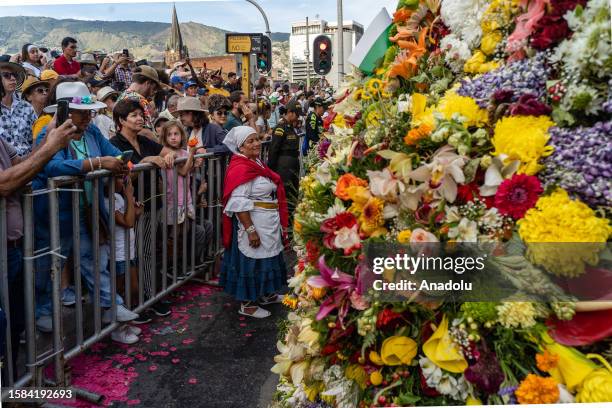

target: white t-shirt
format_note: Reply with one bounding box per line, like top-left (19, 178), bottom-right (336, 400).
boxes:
top-left (105, 193), bottom-right (136, 262)
top-left (93, 114), bottom-right (115, 139)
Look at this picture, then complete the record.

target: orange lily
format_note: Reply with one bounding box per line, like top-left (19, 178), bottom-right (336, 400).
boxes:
top-left (388, 28), bottom-right (428, 79)
top-left (393, 8), bottom-right (413, 24)
top-left (389, 26), bottom-right (417, 43)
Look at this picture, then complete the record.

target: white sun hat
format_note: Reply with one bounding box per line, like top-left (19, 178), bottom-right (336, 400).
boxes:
top-left (44, 81), bottom-right (107, 113)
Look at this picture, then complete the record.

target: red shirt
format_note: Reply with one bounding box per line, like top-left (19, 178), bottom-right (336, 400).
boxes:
top-left (53, 55), bottom-right (81, 75)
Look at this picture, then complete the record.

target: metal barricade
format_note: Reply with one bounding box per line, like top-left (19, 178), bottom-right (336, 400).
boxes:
top-left (0, 151), bottom-right (229, 400)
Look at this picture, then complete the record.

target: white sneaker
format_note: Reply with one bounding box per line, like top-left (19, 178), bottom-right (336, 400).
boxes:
top-left (36, 315), bottom-right (53, 333)
top-left (238, 303), bottom-right (271, 319)
top-left (259, 293), bottom-right (284, 305)
top-left (103, 305), bottom-right (139, 323)
top-left (111, 325), bottom-right (139, 344)
top-left (126, 325), bottom-right (142, 336)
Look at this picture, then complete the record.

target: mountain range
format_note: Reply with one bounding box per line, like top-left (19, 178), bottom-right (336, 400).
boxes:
top-left (0, 16), bottom-right (290, 72)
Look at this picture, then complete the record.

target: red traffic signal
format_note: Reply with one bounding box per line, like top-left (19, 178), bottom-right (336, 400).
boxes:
top-left (313, 35), bottom-right (332, 75)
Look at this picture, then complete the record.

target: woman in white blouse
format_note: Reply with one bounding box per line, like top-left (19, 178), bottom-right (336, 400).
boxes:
top-left (220, 126), bottom-right (289, 318)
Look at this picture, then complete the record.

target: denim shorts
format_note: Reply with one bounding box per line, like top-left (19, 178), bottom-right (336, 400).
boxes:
top-left (115, 260), bottom-right (136, 276)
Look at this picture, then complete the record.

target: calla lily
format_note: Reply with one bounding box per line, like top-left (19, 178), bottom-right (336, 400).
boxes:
top-left (423, 315), bottom-right (468, 373)
top-left (381, 335), bottom-right (418, 366)
top-left (410, 145), bottom-right (467, 203)
top-left (308, 256), bottom-right (356, 321)
top-left (479, 155), bottom-right (520, 196)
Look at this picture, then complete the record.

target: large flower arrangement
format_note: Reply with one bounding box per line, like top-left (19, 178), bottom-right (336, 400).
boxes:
top-left (272, 0), bottom-right (612, 406)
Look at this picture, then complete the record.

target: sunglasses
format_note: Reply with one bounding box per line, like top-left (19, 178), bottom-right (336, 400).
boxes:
top-left (215, 110), bottom-right (228, 116)
top-left (35, 87), bottom-right (49, 94)
top-left (1, 72), bottom-right (17, 80)
top-left (109, 95), bottom-right (118, 102)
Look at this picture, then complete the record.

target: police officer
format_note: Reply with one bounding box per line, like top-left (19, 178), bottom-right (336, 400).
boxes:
top-left (268, 101), bottom-right (302, 213)
top-left (302, 97), bottom-right (325, 155)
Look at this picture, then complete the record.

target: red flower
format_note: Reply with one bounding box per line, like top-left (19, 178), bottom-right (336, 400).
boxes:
top-left (376, 308), bottom-right (404, 330)
top-left (306, 241), bottom-right (320, 266)
top-left (509, 94), bottom-right (552, 116)
top-left (494, 174), bottom-right (542, 219)
top-left (419, 370), bottom-right (441, 397)
top-left (321, 343), bottom-right (341, 356)
top-left (320, 212), bottom-right (358, 250)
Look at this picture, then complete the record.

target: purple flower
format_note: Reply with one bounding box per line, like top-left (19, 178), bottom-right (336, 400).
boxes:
top-left (457, 53), bottom-right (550, 108)
top-left (492, 89), bottom-right (515, 104)
top-left (541, 121), bottom-right (612, 207)
top-left (464, 348), bottom-right (505, 394)
top-left (318, 138), bottom-right (331, 159)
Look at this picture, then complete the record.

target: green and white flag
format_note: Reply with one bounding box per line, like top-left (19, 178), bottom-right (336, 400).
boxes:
top-left (348, 8), bottom-right (393, 74)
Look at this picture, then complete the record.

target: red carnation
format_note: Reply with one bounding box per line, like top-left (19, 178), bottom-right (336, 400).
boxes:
top-left (494, 174), bottom-right (543, 219)
top-left (376, 308), bottom-right (404, 330)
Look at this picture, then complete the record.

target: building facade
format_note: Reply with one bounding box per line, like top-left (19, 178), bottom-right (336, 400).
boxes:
top-left (289, 20), bottom-right (363, 89)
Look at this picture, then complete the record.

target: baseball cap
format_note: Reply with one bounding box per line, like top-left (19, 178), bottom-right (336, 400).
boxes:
top-left (185, 80), bottom-right (198, 88)
top-left (285, 101), bottom-right (302, 116)
top-left (170, 75), bottom-right (185, 84)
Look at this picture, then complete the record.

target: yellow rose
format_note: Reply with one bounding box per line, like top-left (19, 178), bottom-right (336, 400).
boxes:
top-left (423, 315), bottom-right (468, 373)
top-left (370, 370), bottom-right (383, 386)
top-left (480, 31), bottom-right (502, 55)
top-left (381, 336), bottom-right (418, 366)
top-left (397, 230), bottom-right (412, 243)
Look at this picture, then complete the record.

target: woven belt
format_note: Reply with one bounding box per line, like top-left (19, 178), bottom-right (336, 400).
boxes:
top-left (253, 201), bottom-right (278, 209)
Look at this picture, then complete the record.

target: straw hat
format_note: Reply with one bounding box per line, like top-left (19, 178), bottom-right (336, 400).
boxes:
top-left (133, 65), bottom-right (161, 87)
top-left (40, 69), bottom-right (59, 81)
top-left (96, 86), bottom-right (119, 103)
top-left (21, 75), bottom-right (50, 95)
top-left (0, 55), bottom-right (27, 89)
top-left (176, 96), bottom-right (206, 113)
top-left (77, 53), bottom-right (98, 66)
top-left (44, 82), bottom-right (106, 113)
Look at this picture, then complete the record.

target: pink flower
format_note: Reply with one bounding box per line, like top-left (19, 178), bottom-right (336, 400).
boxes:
top-left (410, 228), bottom-right (438, 244)
top-left (494, 174), bottom-right (542, 219)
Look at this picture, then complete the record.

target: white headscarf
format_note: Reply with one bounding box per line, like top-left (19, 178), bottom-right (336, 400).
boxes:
top-left (223, 125), bottom-right (256, 154)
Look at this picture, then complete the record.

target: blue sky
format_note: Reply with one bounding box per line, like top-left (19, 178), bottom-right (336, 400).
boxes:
top-left (0, 0), bottom-right (398, 32)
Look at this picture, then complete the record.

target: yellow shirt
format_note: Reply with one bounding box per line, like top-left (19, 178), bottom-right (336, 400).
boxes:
top-left (32, 114), bottom-right (52, 143)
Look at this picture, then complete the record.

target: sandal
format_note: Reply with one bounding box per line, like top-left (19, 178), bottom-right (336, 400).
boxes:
top-left (258, 293), bottom-right (284, 305)
top-left (238, 302), bottom-right (271, 319)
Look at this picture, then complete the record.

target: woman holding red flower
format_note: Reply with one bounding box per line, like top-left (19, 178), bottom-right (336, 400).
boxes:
top-left (220, 126), bottom-right (289, 318)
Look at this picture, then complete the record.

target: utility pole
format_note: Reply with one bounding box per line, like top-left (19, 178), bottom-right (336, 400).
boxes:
top-left (245, 0), bottom-right (271, 38)
top-left (305, 16), bottom-right (311, 92)
top-left (337, 0), bottom-right (344, 87)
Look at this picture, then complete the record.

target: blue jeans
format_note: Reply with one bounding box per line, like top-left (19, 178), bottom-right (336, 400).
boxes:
top-left (1, 246), bottom-right (25, 381)
top-left (35, 218), bottom-right (124, 317)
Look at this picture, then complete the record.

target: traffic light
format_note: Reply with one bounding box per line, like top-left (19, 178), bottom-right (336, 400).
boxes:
top-left (313, 35), bottom-right (332, 75)
top-left (256, 35), bottom-right (272, 74)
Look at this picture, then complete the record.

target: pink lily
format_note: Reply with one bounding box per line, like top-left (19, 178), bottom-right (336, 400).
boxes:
top-left (308, 256), bottom-right (356, 321)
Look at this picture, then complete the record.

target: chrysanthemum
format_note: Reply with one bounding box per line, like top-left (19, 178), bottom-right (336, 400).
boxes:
top-left (515, 374), bottom-right (560, 404)
top-left (494, 174), bottom-right (542, 219)
top-left (359, 197), bottom-right (385, 235)
top-left (492, 115), bottom-right (554, 175)
top-left (496, 302), bottom-right (538, 329)
top-left (436, 92), bottom-right (488, 127)
top-left (536, 351), bottom-right (560, 372)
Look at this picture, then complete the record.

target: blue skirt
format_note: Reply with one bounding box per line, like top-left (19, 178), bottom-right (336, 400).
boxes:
top-left (220, 219), bottom-right (287, 301)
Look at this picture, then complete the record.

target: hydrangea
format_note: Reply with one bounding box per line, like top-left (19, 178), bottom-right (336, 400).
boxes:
top-left (457, 52), bottom-right (550, 107)
top-left (541, 121), bottom-right (612, 207)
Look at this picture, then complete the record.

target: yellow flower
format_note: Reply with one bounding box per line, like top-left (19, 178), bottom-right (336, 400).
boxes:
top-left (335, 173), bottom-right (368, 201)
top-left (539, 332), bottom-right (598, 393)
top-left (492, 115), bottom-right (554, 175)
top-left (480, 31), bottom-right (502, 55)
top-left (518, 189), bottom-right (611, 277)
top-left (381, 336), bottom-right (418, 366)
top-left (466, 396), bottom-right (482, 405)
top-left (309, 286), bottom-right (327, 301)
top-left (345, 364), bottom-right (368, 389)
top-left (436, 91), bottom-right (488, 127)
top-left (515, 374), bottom-right (559, 404)
top-left (370, 370), bottom-right (383, 386)
top-left (369, 350), bottom-right (384, 366)
top-left (464, 51), bottom-right (487, 74)
top-left (293, 219), bottom-right (303, 234)
top-left (304, 382), bottom-right (324, 402)
top-left (410, 93), bottom-right (435, 128)
top-left (423, 315), bottom-right (468, 373)
top-left (346, 185), bottom-right (371, 215)
top-left (496, 302), bottom-right (538, 329)
top-left (577, 355), bottom-right (612, 403)
top-left (359, 197), bottom-right (385, 236)
top-left (536, 350), bottom-right (560, 372)
top-left (404, 123), bottom-right (433, 145)
top-left (397, 229), bottom-right (412, 243)
top-left (282, 295), bottom-right (298, 309)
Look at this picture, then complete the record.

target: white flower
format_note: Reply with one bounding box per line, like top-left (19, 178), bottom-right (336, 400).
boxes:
top-left (448, 218), bottom-right (478, 242)
top-left (325, 199), bottom-right (347, 218)
top-left (410, 145), bottom-right (467, 203)
top-left (314, 160), bottom-right (333, 185)
top-left (333, 225), bottom-right (361, 251)
top-left (440, 0), bottom-right (488, 48)
top-left (367, 168), bottom-right (404, 201)
top-left (440, 34), bottom-right (472, 73)
top-left (557, 384), bottom-right (575, 403)
top-left (419, 356), bottom-right (443, 384)
top-left (445, 206), bottom-right (461, 223)
top-left (479, 155), bottom-right (520, 196)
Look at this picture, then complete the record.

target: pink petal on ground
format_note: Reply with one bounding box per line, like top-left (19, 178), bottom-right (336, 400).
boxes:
top-left (169, 346), bottom-right (177, 352)
top-left (172, 358), bottom-right (180, 364)
top-left (127, 367), bottom-right (136, 372)
top-left (134, 354), bottom-right (148, 362)
top-left (239, 323), bottom-right (247, 327)
top-left (182, 338), bottom-right (195, 345)
top-left (149, 365), bottom-right (158, 372)
top-left (143, 337), bottom-right (152, 343)
top-left (150, 351), bottom-right (170, 357)
top-left (239, 317), bottom-right (246, 321)
top-left (188, 378), bottom-right (198, 384)
top-left (244, 333), bottom-right (252, 337)
top-left (127, 399), bottom-right (141, 405)
top-left (160, 342), bottom-right (168, 348)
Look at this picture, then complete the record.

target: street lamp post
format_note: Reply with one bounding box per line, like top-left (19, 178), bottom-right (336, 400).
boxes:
top-left (337, 0), bottom-right (344, 87)
top-left (245, 0), bottom-right (271, 38)
top-left (305, 16), bottom-right (311, 91)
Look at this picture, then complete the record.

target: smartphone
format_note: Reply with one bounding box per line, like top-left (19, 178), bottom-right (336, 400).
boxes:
top-left (135, 59), bottom-right (148, 67)
top-left (56, 100), bottom-right (69, 127)
top-left (123, 49), bottom-right (129, 57)
top-left (121, 150), bottom-right (134, 163)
